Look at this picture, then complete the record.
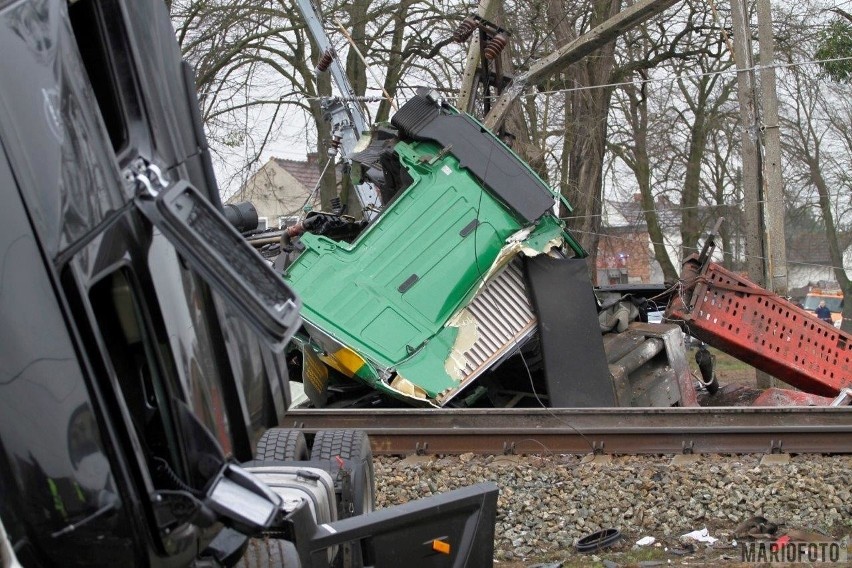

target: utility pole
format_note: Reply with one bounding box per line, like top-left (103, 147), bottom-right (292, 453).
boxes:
top-left (456, 0), bottom-right (497, 112)
top-left (756, 0), bottom-right (788, 296)
top-left (731, 0), bottom-right (782, 388)
top-left (295, 0), bottom-right (381, 219)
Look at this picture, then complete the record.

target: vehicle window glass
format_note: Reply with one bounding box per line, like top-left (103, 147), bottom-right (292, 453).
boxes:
top-left (89, 269), bottom-right (190, 487)
top-left (0, 0), bottom-right (127, 257)
top-left (148, 234), bottom-right (235, 457)
top-left (0, 153), bottom-right (134, 565)
top-left (214, 295), bottom-right (283, 448)
top-left (68, 0), bottom-right (128, 153)
top-left (804, 296), bottom-right (842, 312)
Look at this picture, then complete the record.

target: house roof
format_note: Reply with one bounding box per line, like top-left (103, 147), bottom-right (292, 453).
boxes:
top-left (273, 157), bottom-right (324, 192)
top-left (786, 231), bottom-right (852, 264)
top-left (604, 197), bottom-right (742, 234)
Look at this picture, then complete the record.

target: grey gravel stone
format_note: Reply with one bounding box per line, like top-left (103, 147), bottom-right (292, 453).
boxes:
top-left (374, 454), bottom-right (852, 563)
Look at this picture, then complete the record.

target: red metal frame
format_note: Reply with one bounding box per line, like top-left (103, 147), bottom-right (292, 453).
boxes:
top-left (668, 256), bottom-right (852, 397)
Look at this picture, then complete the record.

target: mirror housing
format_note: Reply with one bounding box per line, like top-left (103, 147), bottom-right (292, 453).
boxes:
top-left (205, 464), bottom-right (282, 535)
top-left (135, 180), bottom-right (301, 350)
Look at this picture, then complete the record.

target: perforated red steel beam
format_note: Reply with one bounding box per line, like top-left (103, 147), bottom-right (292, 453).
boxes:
top-left (667, 256), bottom-right (852, 396)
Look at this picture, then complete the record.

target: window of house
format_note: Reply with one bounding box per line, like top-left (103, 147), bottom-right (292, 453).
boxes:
top-left (278, 216), bottom-right (299, 228)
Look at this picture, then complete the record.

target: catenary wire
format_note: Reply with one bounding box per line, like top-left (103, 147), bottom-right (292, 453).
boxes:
top-left (478, 55), bottom-right (852, 99)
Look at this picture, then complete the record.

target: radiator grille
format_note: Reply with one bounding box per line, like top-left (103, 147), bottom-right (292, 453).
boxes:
top-left (442, 260), bottom-right (537, 403)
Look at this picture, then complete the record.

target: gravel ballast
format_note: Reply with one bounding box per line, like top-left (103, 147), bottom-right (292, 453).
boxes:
top-left (374, 453), bottom-right (852, 565)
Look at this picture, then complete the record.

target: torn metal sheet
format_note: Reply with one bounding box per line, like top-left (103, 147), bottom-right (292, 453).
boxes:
top-left (280, 94), bottom-right (583, 406)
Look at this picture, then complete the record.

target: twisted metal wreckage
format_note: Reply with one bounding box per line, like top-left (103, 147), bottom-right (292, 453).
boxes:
top-left (243, 1), bottom-right (852, 410)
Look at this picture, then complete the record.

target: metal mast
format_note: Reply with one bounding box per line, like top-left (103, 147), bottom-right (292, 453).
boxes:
top-left (295, 0), bottom-right (381, 219)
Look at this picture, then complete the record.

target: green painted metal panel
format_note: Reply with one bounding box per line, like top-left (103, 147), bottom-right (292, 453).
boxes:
top-left (283, 139), bottom-right (524, 371)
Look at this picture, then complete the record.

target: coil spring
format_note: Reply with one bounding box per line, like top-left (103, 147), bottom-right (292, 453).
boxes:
top-left (316, 49), bottom-right (334, 73)
top-left (452, 16), bottom-right (477, 43)
top-left (484, 32), bottom-right (508, 60)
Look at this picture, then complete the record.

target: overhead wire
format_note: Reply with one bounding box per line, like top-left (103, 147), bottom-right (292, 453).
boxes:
top-left (558, 196), bottom-right (852, 222)
top-left (477, 55), bottom-right (852, 99)
top-left (297, 156), bottom-right (335, 219)
top-left (561, 199), bottom-right (770, 220)
top-left (247, 7), bottom-right (850, 283)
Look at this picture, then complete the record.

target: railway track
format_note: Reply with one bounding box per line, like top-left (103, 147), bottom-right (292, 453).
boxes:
top-left (284, 407), bottom-right (852, 455)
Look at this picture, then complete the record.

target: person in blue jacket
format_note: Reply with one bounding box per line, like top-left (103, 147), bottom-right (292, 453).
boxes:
top-left (815, 301), bottom-right (833, 324)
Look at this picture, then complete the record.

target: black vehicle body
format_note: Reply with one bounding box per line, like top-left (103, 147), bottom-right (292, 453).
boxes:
top-left (0, 0), bottom-right (497, 566)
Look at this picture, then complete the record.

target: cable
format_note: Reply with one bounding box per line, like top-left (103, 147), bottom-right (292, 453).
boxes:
top-left (479, 55), bottom-right (852, 99)
top-left (561, 198), bottom-right (785, 221)
top-left (561, 195), bottom-right (852, 274)
top-left (305, 95), bottom-right (386, 102)
top-left (297, 156), bottom-right (335, 219)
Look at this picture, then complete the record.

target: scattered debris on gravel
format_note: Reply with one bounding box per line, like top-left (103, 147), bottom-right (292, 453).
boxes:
top-left (375, 453), bottom-right (852, 566)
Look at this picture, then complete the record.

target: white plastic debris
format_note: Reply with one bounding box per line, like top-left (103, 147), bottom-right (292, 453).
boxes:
top-left (681, 528), bottom-right (718, 543)
top-left (636, 536), bottom-right (656, 546)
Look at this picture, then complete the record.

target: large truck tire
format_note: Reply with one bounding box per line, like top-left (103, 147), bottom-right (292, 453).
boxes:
top-left (235, 538), bottom-right (301, 568)
top-left (311, 429), bottom-right (376, 518)
top-left (255, 428), bottom-right (310, 461)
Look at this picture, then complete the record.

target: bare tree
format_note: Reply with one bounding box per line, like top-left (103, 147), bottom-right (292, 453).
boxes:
top-left (171, 0), bottom-right (465, 207)
top-left (671, 39), bottom-right (736, 260)
top-left (606, 1), bottom-right (737, 282)
top-left (779, 62), bottom-right (852, 331)
top-left (609, 77), bottom-right (681, 282)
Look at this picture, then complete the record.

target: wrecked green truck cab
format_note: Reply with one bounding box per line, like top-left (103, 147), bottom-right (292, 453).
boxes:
top-left (281, 89), bottom-right (695, 408)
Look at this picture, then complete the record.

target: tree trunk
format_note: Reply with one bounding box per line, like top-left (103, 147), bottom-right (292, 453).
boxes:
top-left (555, 0), bottom-right (622, 281)
top-left (680, 102), bottom-right (707, 260)
top-left (807, 155), bottom-right (852, 332)
top-left (375, 1), bottom-right (412, 123)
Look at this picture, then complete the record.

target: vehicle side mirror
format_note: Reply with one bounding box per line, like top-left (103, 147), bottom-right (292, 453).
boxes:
top-left (205, 464), bottom-right (282, 535)
top-left (134, 180), bottom-right (301, 350)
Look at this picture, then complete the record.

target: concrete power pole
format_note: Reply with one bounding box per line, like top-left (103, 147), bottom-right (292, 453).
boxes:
top-left (731, 0), bottom-right (775, 388)
top-left (756, 0), bottom-right (788, 296)
top-left (456, 0), bottom-right (496, 112)
top-left (482, 0), bottom-right (681, 131)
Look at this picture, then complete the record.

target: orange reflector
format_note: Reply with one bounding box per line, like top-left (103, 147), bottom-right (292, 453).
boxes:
top-left (432, 539), bottom-right (451, 555)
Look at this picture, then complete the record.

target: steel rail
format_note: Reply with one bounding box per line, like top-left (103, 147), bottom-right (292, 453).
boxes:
top-left (283, 408), bottom-right (852, 455)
